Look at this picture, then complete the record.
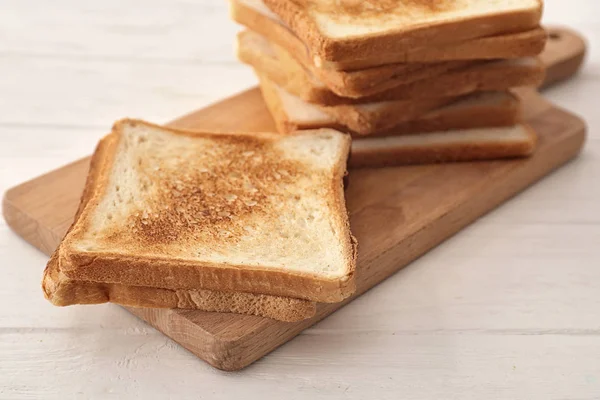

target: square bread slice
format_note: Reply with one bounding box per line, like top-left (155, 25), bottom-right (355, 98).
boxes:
top-left (262, 0), bottom-right (543, 64)
top-left (231, 0), bottom-right (547, 70)
top-left (242, 30), bottom-right (545, 102)
top-left (56, 120), bottom-right (356, 303)
top-left (237, 30), bottom-right (472, 102)
top-left (43, 141), bottom-right (317, 322)
top-left (259, 76), bottom-right (521, 135)
top-left (238, 29), bottom-right (474, 100)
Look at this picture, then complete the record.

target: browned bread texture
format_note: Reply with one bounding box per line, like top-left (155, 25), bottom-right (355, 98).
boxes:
top-left (237, 29), bottom-right (473, 101)
top-left (230, 0), bottom-right (546, 70)
top-left (258, 77), bottom-right (521, 136)
top-left (262, 0), bottom-right (543, 64)
top-left (42, 134), bottom-right (318, 322)
top-left (55, 120), bottom-right (356, 303)
top-left (43, 254), bottom-right (317, 322)
top-left (244, 32), bottom-right (545, 102)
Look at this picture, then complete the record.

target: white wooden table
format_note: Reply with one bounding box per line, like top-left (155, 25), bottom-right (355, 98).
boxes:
top-left (1, 1), bottom-right (599, 399)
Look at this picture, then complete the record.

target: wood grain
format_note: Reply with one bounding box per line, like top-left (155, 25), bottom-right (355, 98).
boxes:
top-left (2, 28), bottom-right (587, 371)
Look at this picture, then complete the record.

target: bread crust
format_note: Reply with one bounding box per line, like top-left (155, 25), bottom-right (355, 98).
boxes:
top-left (241, 28), bottom-right (544, 105)
top-left (349, 125), bottom-right (538, 169)
top-left (42, 132), bottom-right (318, 321)
top-left (317, 28), bottom-right (548, 70)
top-left (232, 0), bottom-right (546, 70)
top-left (238, 29), bottom-right (474, 101)
top-left (321, 97), bottom-right (459, 135)
top-left (259, 76), bottom-right (521, 140)
top-left (57, 120), bottom-right (356, 303)
top-left (43, 254), bottom-right (317, 322)
top-left (263, 0), bottom-right (543, 63)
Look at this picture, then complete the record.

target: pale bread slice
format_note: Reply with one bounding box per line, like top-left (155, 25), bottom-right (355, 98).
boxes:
top-left (242, 31), bottom-right (545, 102)
top-left (237, 30), bottom-right (471, 102)
top-left (56, 120), bottom-right (356, 303)
top-left (259, 76), bottom-right (521, 136)
top-left (350, 125), bottom-right (538, 168)
top-left (262, 0), bottom-right (543, 64)
top-left (231, 0), bottom-right (546, 70)
top-left (43, 133), bottom-right (317, 321)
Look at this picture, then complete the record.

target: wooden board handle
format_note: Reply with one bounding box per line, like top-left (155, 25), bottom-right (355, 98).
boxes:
top-left (539, 26), bottom-right (587, 89)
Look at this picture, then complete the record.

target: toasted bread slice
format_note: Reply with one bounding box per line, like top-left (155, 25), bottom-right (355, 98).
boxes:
top-left (237, 30), bottom-right (472, 102)
top-left (42, 140), bottom-right (317, 322)
top-left (350, 125), bottom-right (538, 168)
top-left (262, 0), bottom-right (543, 64)
top-left (259, 77), bottom-right (521, 136)
top-left (231, 0), bottom-right (547, 70)
top-left (55, 120), bottom-right (356, 303)
top-left (243, 32), bottom-right (545, 102)
top-left (43, 254), bottom-right (317, 322)
top-left (258, 73), bottom-right (460, 134)
top-left (238, 29), bottom-right (474, 100)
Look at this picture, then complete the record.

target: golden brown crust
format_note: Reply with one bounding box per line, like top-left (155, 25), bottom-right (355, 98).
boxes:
top-left (349, 125), bottom-right (538, 169)
top-left (42, 132), bottom-right (317, 321)
top-left (263, 0), bottom-right (543, 63)
top-left (242, 27), bottom-right (544, 104)
top-left (232, 0), bottom-right (546, 70)
top-left (321, 97), bottom-right (460, 135)
top-left (237, 31), bottom-right (340, 105)
top-left (258, 72), bottom-right (460, 135)
top-left (270, 35), bottom-right (474, 98)
top-left (56, 120), bottom-right (356, 303)
top-left (369, 58), bottom-right (546, 102)
top-left (369, 94), bottom-right (521, 137)
top-left (43, 254), bottom-right (316, 322)
top-left (258, 76), bottom-right (520, 136)
top-left (318, 28), bottom-right (548, 70)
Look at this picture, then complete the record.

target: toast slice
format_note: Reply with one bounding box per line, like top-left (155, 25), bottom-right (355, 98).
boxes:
top-left (259, 77), bottom-right (521, 136)
top-left (262, 0), bottom-right (543, 64)
top-left (244, 32), bottom-right (545, 102)
top-left (231, 0), bottom-right (547, 70)
top-left (258, 73), bottom-right (461, 134)
top-left (43, 141), bottom-right (317, 322)
top-left (237, 30), bottom-right (472, 102)
top-left (350, 125), bottom-right (538, 168)
top-left (44, 254), bottom-right (317, 322)
top-left (55, 120), bottom-right (356, 303)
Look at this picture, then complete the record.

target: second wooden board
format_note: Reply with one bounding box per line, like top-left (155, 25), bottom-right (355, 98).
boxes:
top-left (2, 28), bottom-right (587, 370)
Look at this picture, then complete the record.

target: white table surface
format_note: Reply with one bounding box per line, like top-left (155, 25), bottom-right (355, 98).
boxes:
top-left (1, 1), bottom-right (599, 399)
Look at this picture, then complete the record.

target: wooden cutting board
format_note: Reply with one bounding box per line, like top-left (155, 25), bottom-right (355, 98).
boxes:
top-left (2, 27), bottom-right (587, 371)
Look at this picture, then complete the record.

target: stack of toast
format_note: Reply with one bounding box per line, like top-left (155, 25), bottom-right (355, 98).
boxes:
top-left (43, 1), bottom-right (549, 323)
top-left (231, 0), bottom-right (547, 167)
top-left (43, 120), bottom-right (357, 322)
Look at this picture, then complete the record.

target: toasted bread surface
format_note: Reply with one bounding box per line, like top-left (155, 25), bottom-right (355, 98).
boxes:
top-left (259, 77), bottom-right (521, 137)
top-left (238, 30), bottom-right (473, 101)
top-left (259, 73), bottom-right (529, 135)
top-left (263, 0), bottom-right (543, 63)
top-left (42, 132), bottom-right (317, 321)
top-left (232, 0), bottom-right (546, 70)
top-left (240, 28), bottom-right (544, 102)
top-left (57, 120), bottom-right (356, 303)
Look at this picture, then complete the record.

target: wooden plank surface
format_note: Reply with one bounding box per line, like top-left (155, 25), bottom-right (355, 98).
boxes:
top-left (2, 28), bottom-right (588, 371)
